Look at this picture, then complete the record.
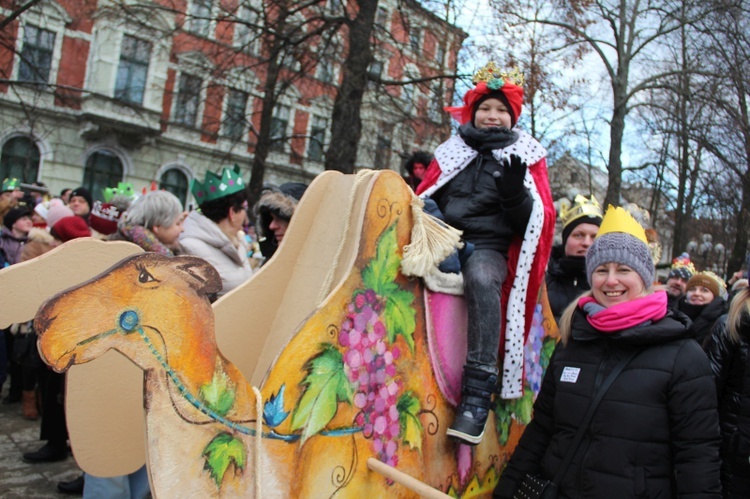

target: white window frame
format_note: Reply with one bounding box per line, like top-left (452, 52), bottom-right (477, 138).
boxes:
top-left (11, 2), bottom-right (69, 91)
top-left (222, 88), bottom-right (251, 140)
top-left (233, 2), bottom-right (263, 56)
top-left (186, 0), bottom-right (217, 38)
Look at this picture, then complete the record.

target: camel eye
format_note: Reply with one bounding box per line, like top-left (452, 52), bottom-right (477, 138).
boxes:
top-left (138, 268), bottom-right (156, 284)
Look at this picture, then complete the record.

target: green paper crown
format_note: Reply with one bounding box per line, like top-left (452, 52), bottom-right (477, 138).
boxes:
top-left (103, 182), bottom-right (136, 202)
top-left (191, 165), bottom-right (245, 204)
top-left (2, 177), bottom-right (20, 192)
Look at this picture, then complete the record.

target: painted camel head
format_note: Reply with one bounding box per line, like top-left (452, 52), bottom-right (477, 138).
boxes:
top-left (35, 253), bottom-right (221, 373)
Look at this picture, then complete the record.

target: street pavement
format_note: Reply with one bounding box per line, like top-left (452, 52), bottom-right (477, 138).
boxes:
top-left (0, 387), bottom-right (82, 498)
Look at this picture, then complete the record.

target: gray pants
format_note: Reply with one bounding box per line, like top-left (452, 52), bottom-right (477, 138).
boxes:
top-left (463, 249), bottom-right (508, 374)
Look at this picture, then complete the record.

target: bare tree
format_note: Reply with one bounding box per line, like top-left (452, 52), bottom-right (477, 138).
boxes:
top-left (490, 0), bottom-right (711, 207)
top-left (690, 0), bottom-right (750, 273)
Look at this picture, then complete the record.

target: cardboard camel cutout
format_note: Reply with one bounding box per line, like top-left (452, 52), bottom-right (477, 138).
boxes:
top-left (0, 170), bottom-right (559, 497)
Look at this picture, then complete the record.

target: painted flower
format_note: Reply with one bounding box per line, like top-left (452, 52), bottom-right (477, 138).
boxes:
top-left (263, 384), bottom-right (289, 428)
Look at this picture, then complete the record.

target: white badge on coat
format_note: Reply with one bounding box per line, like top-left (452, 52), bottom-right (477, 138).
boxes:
top-left (560, 366), bottom-right (581, 383)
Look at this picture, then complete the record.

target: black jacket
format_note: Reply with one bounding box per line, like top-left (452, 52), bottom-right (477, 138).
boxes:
top-left (705, 314), bottom-right (750, 497)
top-left (677, 296), bottom-right (727, 348)
top-left (495, 309), bottom-right (722, 498)
top-left (545, 245), bottom-right (589, 322)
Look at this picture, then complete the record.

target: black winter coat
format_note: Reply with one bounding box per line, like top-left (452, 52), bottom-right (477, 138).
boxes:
top-left (705, 314), bottom-right (750, 497)
top-left (545, 245), bottom-right (589, 322)
top-left (678, 296), bottom-right (727, 348)
top-left (495, 309), bottom-right (722, 499)
top-left (432, 151), bottom-right (532, 253)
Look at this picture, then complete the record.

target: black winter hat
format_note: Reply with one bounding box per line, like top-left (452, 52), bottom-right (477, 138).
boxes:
top-left (3, 206), bottom-right (32, 229)
top-left (69, 187), bottom-right (93, 209)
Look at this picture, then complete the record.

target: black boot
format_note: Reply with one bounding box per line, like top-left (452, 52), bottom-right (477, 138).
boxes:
top-left (447, 365), bottom-right (497, 445)
top-left (57, 474), bottom-right (85, 495)
top-left (22, 442), bottom-right (68, 463)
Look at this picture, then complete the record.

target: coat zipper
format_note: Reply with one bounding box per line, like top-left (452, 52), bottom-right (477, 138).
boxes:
top-left (574, 345), bottom-right (611, 496)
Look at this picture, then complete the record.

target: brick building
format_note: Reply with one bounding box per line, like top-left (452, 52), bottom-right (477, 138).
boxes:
top-left (0, 0), bottom-right (465, 206)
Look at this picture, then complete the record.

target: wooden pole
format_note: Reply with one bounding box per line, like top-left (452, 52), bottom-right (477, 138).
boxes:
top-left (366, 457), bottom-right (452, 499)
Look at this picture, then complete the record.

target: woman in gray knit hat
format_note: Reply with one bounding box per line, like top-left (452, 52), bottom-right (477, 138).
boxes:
top-left (494, 206), bottom-right (721, 498)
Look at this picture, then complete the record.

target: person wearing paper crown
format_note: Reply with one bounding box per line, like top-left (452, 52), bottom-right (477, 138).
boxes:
top-left (494, 206), bottom-right (721, 498)
top-left (180, 165), bottom-right (253, 298)
top-left (416, 62), bottom-right (556, 444)
top-left (546, 195), bottom-right (603, 322)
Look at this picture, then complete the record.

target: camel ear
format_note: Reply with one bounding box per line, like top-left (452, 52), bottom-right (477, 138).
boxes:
top-left (172, 256), bottom-right (223, 296)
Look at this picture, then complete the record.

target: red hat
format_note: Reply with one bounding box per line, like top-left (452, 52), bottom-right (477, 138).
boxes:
top-left (89, 200), bottom-right (123, 235)
top-left (445, 62), bottom-right (524, 127)
top-left (51, 216), bottom-right (91, 242)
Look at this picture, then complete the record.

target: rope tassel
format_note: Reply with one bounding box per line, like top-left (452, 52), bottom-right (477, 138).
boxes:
top-left (401, 196), bottom-right (463, 278)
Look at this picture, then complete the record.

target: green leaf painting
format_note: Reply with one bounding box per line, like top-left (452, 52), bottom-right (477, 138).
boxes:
top-left (540, 336), bottom-right (556, 373)
top-left (290, 345), bottom-right (353, 443)
top-left (494, 398), bottom-right (513, 445)
top-left (362, 223), bottom-right (401, 295)
top-left (202, 432), bottom-right (245, 487)
top-left (397, 392), bottom-right (423, 452)
top-left (385, 289), bottom-right (417, 352)
top-left (199, 368), bottom-right (236, 417)
top-left (512, 389), bottom-right (534, 425)
top-left (362, 222), bottom-right (416, 351)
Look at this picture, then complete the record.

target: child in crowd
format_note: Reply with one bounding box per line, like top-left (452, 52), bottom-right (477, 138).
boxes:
top-left (417, 62), bottom-right (555, 444)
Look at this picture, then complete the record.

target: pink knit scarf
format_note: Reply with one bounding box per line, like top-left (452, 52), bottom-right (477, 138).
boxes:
top-left (578, 291), bottom-right (668, 332)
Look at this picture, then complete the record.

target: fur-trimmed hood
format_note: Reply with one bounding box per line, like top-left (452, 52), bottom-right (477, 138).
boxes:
top-left (253, 183), bottom-right (307, 239)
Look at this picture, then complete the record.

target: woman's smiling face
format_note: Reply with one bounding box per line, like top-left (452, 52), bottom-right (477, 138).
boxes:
top-left (591, 262), bottom-right (647, 307)
top-left (687, 285), bottom-right (715, 305)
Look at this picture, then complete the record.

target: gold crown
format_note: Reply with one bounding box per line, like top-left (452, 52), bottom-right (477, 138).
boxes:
top-left (597, 205), bottom-right (647, 244)
top-left (472, 61), bottom-right (524, 87)
top-left (558, 194), bottom-right (602, 228)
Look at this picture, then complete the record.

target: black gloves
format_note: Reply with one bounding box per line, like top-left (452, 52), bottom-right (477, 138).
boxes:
top-left (493, 154), bottom-right (528, 201)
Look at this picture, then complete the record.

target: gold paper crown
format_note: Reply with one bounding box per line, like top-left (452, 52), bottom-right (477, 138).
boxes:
top-left (596, 205), bottom-right (647, 244)
top-left (472, 61), bottom-right (525, 87)
top-left (558, 194), bottom-right (603, 228)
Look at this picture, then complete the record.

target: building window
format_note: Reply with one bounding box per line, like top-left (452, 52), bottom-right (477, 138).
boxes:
top-left (409, 28), bottom-right (420, 52)
top-left (368, 60), bottom-right (382, 87)
top-left (115, 35), bottom-right (152, 105)
top-left (18, 24), bottom-right (55, 83)
top-left (235, 6), bottom-right (261, 55)
top-left (317, 59), bottom-right (334, 84)
top-left (436, 44), bottom-right (445, 64)
top-left (224, 89), bottom-right (249, 140)
top-left (374, 131), bottom-right (391, 170)
top-left (326, 0), bottom-right (341, 15)
top-left (0, 136), bottom-right (40, 182)
top-left (270, 105), bottom-right (291, 152)
top-left (403, 84), bottom-right (414, 111)
top-left (376, 6), bottom-right (388, 27)
top-left (188, 0), bottom-right (213, 37)
top-left (428, 84), bottom-right (442, 122)
top-left (83, 151), bottom-right (124, 201)
top-left (159, 168), bottom-right (189, 207)
top-left (174, 74), bottom-right (202, 127)
top-left (307, 115), bottom-right (327, 161)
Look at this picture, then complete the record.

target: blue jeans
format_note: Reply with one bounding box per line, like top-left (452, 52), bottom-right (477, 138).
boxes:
top-left (83, 466), bottom-right (150, 499)
top-left (462, 249), bottom-right (508, 373)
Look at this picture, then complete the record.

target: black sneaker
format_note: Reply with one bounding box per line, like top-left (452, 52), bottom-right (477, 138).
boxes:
top-left (57, 474), bottom-right (85, 495)
top-left (446, 366), bottom-right (497, 445)
top-left (21, 442), bottom-right (68, 463)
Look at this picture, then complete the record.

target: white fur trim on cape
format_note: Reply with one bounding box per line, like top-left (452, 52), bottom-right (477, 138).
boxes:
top-left (423, 269), bottom-right (464, 295)
top-left (419, 129), bottom-right (547, 399)
top-left (500, 164), bottom-right (545, 399)
top-left (418, 129), bottom-right (547, 199)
